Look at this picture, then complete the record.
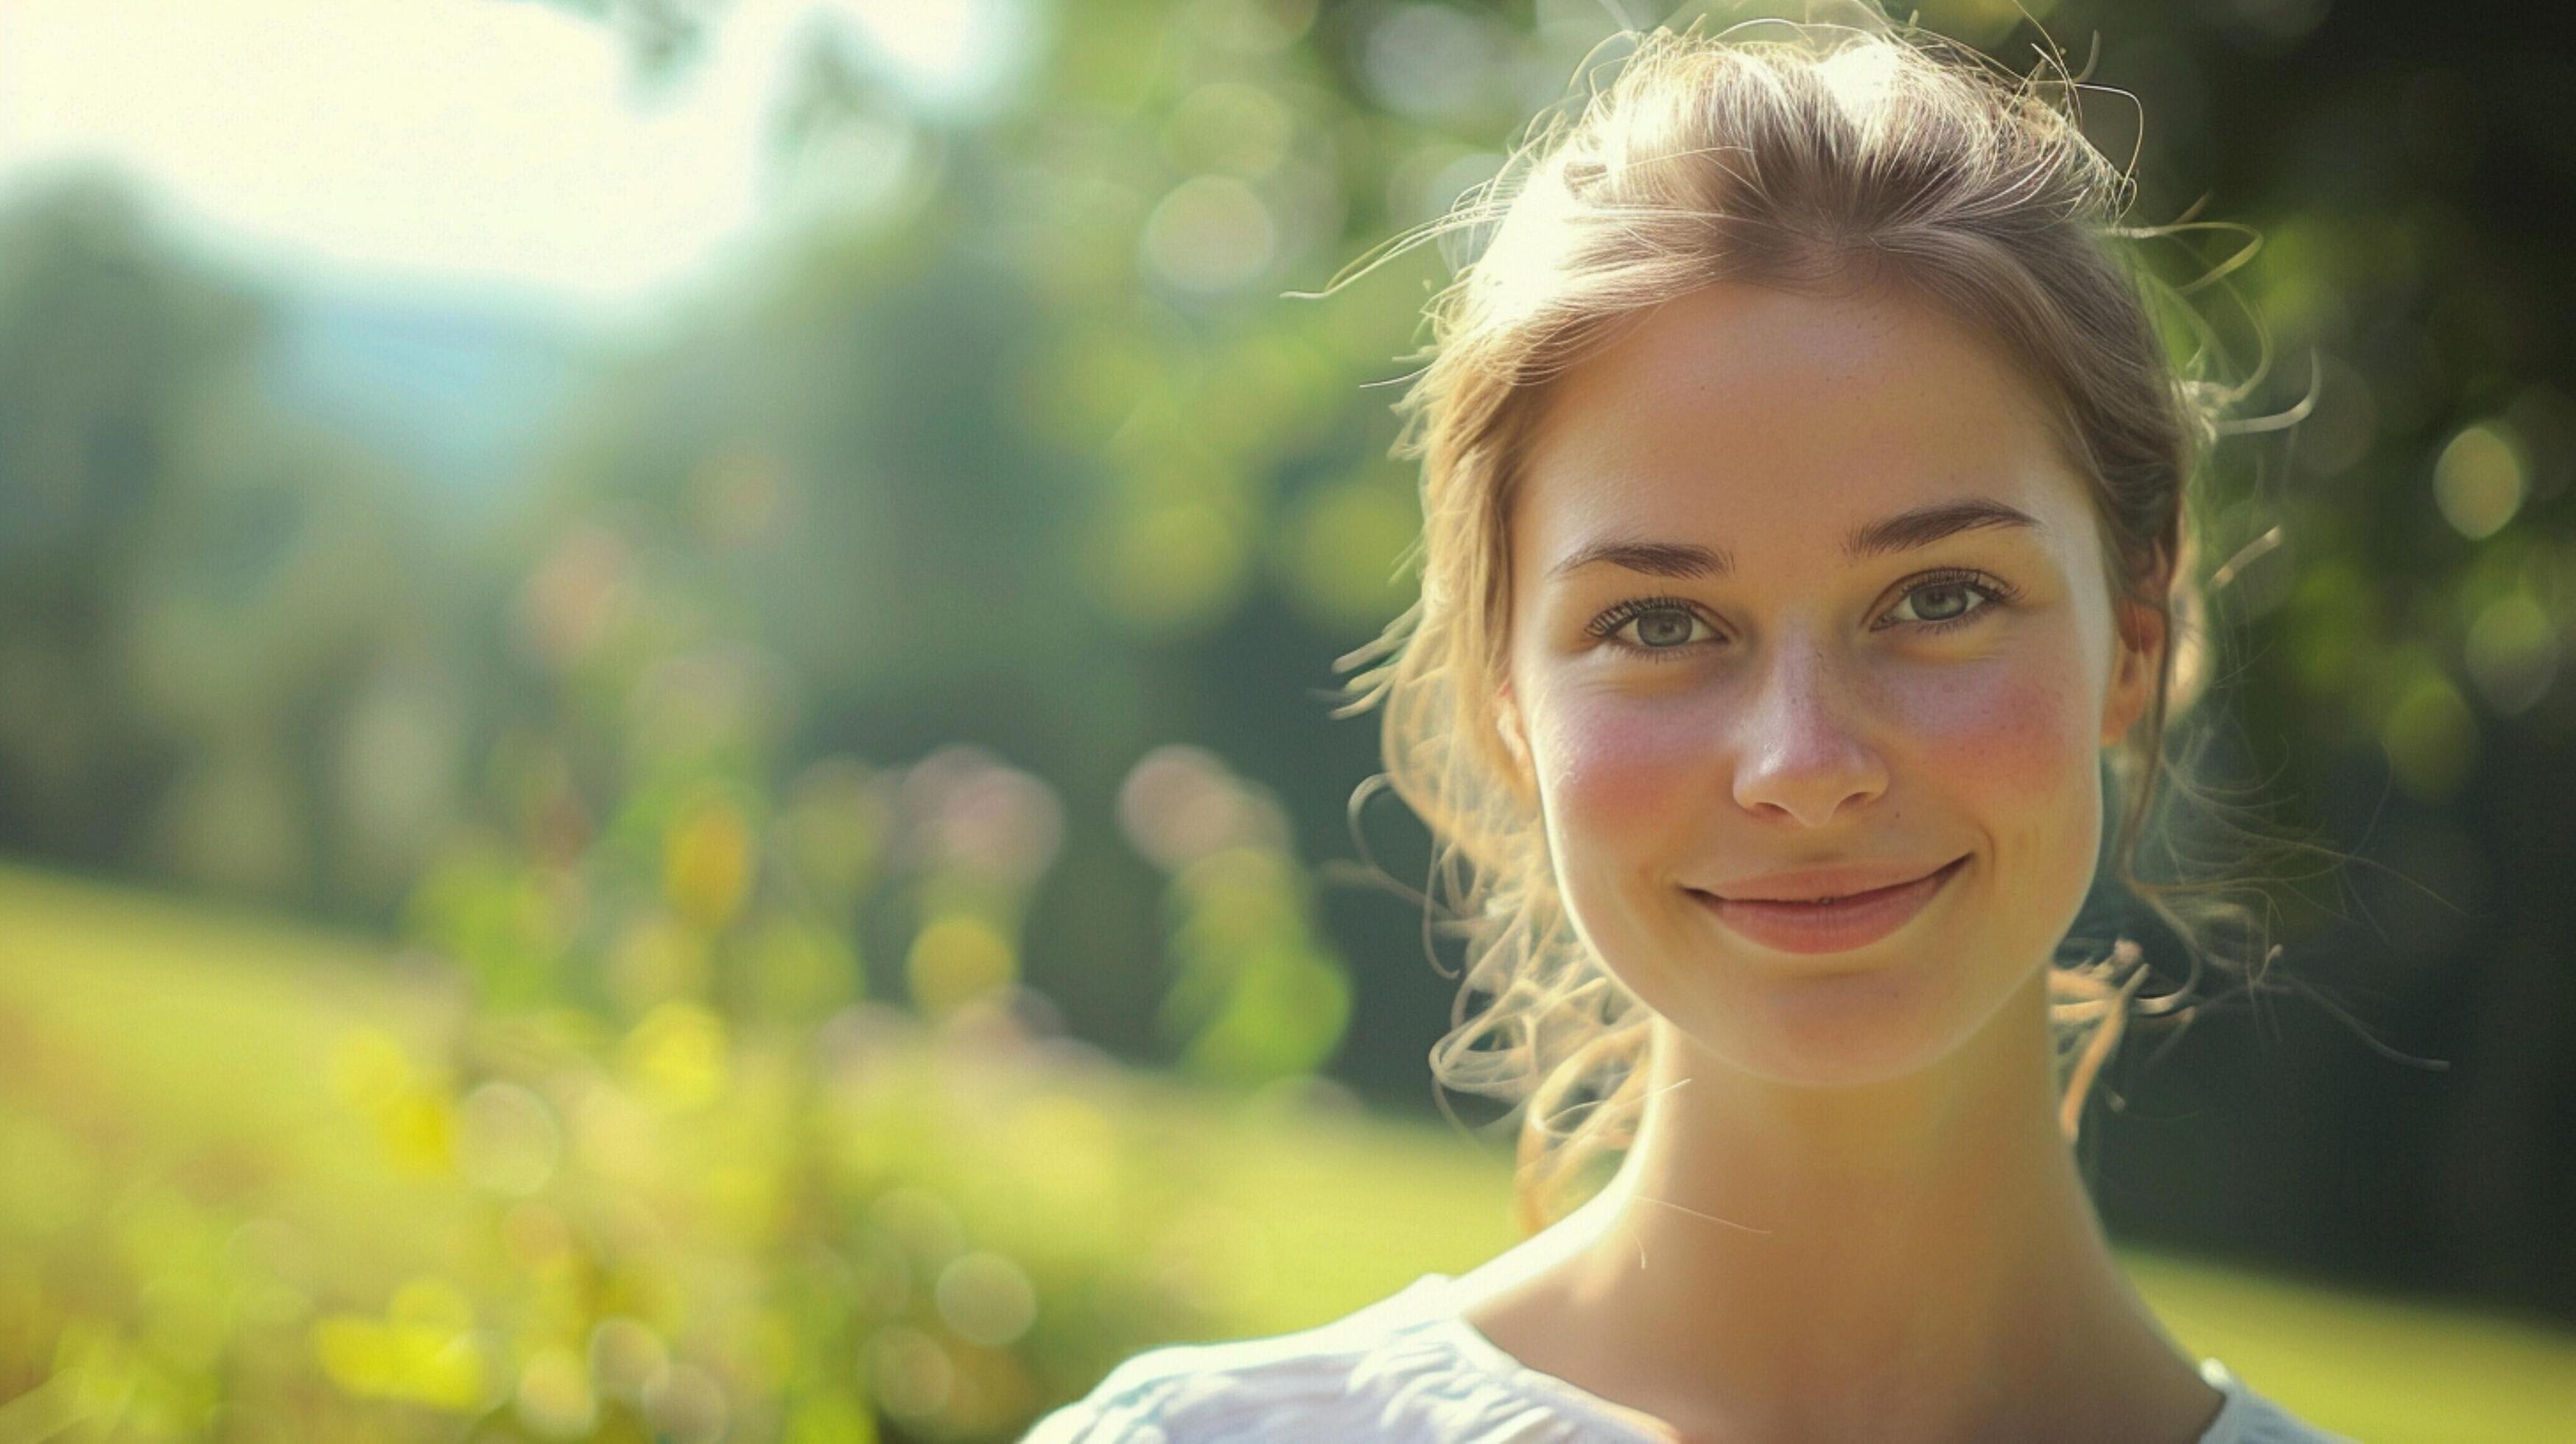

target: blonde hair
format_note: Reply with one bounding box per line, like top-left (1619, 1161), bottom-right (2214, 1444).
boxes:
top-left (1332, 7), bottom-right (2311, 1235)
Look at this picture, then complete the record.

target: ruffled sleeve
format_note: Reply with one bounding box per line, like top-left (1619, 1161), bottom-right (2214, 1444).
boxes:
top-left (1015, 1275), bottom-right (1632, 1443)
top-left (2195, 1359), bottom-right (2364, 1444)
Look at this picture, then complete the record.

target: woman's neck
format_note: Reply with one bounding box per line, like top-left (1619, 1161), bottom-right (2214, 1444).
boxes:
top-left (1453, 970), bottom-right (2224, 1443)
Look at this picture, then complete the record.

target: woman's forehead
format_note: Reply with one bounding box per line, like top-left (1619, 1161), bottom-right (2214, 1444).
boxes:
top-left (1509, 283), bottom-right (2087, 560)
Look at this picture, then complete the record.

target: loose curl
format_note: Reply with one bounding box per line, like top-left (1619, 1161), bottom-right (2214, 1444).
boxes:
top-left (1330, 6), bottom-right (2325, 1236)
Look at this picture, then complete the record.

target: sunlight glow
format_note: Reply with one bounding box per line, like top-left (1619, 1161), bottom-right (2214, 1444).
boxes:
top-left (0, 0), bottom-right (1033, 312)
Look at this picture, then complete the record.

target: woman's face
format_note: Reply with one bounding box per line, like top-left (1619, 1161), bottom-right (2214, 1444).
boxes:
top-left (1500, 281), bottom-right (2161, 1088)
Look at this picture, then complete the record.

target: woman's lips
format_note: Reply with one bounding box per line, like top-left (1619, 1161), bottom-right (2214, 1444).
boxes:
top-left (1688, 855), bottom-right (1967, 955)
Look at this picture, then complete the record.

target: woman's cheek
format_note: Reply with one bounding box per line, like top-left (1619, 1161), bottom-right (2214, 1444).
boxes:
top-left (1901, 661), bottom-right (2104, 916)
top-left (1901, 663), bottom-right (2086, 810)
top-left (1533, 690), bottom-right (1711, 852)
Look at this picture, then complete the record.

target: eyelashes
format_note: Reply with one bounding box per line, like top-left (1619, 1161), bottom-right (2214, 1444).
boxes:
top-left (1584, 568), bottom-right (2025, 663)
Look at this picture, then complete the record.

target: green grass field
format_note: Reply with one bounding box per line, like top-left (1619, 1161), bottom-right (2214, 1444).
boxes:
top-left (0, 860), bottom-right (2567, 1441)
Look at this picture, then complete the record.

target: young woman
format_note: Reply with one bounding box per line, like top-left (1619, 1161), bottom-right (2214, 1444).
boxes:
top-left (1031, 10), bottom-right (2355, 1443)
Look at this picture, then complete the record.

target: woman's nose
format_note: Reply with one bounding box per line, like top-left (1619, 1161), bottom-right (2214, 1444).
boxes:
top-left (1727, 642), bottom-right (1889, 828)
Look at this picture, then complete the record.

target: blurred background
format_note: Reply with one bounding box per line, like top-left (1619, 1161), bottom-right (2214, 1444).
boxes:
top-left (0, 0), bottom-right (2570, 1438)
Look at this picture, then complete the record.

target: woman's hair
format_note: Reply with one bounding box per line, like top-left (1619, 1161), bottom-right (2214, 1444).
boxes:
top-left (1331, 5), bottom-right (2317, 1235)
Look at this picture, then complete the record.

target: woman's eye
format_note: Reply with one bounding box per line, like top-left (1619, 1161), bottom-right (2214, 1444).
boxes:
top-left (1589, 601), bottom-right (1713, 660)
top-left (1891, 581), bottom-right (1979, 625)
top-left (1626, 606), bottom-right (1707, 650)
top-left (1881, 574), bottom-right (2016, 631)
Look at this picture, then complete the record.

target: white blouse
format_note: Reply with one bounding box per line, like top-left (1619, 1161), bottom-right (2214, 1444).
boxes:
top-left (1022, 1272), bottom-right (2360, 1443)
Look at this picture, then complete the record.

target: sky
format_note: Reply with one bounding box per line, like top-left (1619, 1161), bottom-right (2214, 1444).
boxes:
top-left (0, 0), bottom-right (1036, 321)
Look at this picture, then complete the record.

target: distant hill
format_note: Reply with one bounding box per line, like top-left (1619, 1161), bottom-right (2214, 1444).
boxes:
top-left (256, 281), bottom-right (608, 514)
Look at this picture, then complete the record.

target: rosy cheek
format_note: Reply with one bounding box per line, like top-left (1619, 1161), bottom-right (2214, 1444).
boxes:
top-left (1920, 672), bottom-right (2080, 799)
top-left (1532, 693), bottom-right (1710, 841)
top-left (1895, 663), bottom-right (2100, 889)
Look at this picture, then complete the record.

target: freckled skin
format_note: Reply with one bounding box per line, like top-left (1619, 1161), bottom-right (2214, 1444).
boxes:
top-left (1501, 279), bottom-right (2155, 1088)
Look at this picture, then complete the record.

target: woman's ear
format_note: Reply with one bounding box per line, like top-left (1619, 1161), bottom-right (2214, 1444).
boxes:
top-left (2102, 589), bottom-right (2168, 749)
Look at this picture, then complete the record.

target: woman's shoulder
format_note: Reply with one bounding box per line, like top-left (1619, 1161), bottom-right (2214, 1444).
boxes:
top-left (1017, 1275), bottom-right (1526, 1443)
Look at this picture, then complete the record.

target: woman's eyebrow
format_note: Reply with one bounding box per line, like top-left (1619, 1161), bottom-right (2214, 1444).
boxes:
top-left (1545, 497), bottom-right (2044, 581)
top-left (1847, 497), bottom-right (2046, 562)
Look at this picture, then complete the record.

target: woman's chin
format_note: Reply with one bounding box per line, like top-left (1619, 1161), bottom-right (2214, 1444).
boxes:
top-left (1677, 955), bottom-right (1991, 1089)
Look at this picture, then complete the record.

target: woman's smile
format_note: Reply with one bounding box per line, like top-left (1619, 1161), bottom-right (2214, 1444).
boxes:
top-left (1687, 853), bottom-right (1970, 955)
